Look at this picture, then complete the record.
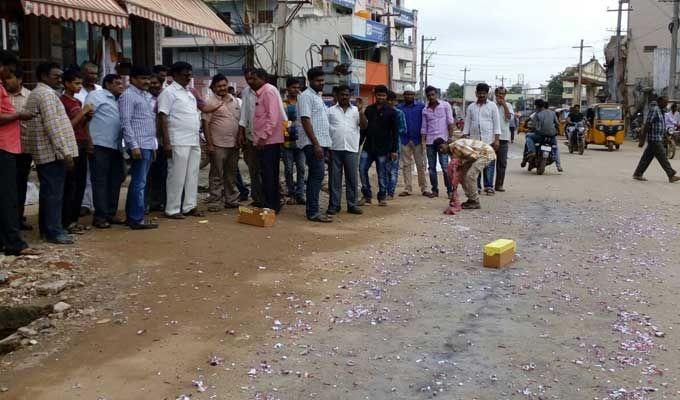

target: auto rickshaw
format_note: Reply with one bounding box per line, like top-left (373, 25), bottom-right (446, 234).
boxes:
top-left (555, 108), bottom-right (570, 136)
top-left (585, 103), bottom-right (625, 151)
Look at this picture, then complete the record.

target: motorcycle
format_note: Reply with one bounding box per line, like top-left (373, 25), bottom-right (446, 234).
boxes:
top-left (630, 112), bottom-right (643, 141)
top-left (665, 127), bottom-right (677, 160)
top-left (567, 121), bottom-right (587, 155)
top-left (525, 136), bottom-right (556, 175)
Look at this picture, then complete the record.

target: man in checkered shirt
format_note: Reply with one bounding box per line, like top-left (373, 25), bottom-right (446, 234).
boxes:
top-left (633, 96), bottom-right (680, 183)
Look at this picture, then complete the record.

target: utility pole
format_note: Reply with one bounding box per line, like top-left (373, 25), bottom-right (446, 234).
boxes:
top-left (461, 66), bottom-right (470, 116)
top-left (666, 0), bottom-right (680, 99)
top-left (275, 1), bottom-right (288, 80)
top-left (380, 3), bottom-right (400, 91)
top-left (573, 39), bottom-right (593, 107)
top-left (608, 1), bottom-right (632, 103)
top-left (495, 75), bottom-right (506, 87)
top-left (419, 36), bottom-right (436, 100)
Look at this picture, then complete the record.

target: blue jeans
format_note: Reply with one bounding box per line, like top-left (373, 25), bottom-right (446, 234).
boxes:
top-left (387, 152), bottom-right (399, 197)
top-left (477, 162), bottom-right (495, 190)
top-left (125, 149), bottom-right (154, 225)
top-left (302, 145), bottom-right (326, 219)
top-left (282, 146), bottom-right (306, 200)
top-left (36, 160), bottom-right (68, 240)
top-left (426, 144), bottom-right (452, 195)
top-left (235, 166), bottom-right (249, 198)
top-left (359, 151), bottom-right (389, 201)
top-left (329, 150), bottom-right (359, 211)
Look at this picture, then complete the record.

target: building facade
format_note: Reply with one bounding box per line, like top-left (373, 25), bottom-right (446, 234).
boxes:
top-left (161, 0), bottom-right (418, 100)
top-left (561, 57), bottom-right (606, 107)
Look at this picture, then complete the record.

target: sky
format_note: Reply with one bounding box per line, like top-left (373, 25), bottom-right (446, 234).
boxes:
top-left (406, 0), bottom-right (626, 90)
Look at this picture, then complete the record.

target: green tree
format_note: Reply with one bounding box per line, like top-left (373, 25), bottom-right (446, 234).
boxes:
top-left (546, 72), bottom-right (566, 107)
top-left (446, 82), bottom-right (463, 99)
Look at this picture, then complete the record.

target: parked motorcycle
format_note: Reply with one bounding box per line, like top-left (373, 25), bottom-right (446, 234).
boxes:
top-left (630, 112), bottom-right (643, 141)
top-left (665, 127), bottom-right (677, 160)
top-left (567, 121), bottom-right (587, 155)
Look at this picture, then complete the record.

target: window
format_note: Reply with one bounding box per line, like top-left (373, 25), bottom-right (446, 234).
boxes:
top-left (563, 87), bottom-right (574, 95)
top-left (643, 45), bottom-right (657, 53)
top-left (221, 12), bottom-right (232, 27)
top-left (258, 10), bottom-right (273, 23)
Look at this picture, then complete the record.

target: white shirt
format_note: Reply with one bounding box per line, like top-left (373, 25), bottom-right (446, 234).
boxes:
top-left (157, 81), bottom-right (200, 146)
top-left (496, 101), bottom-right (515, 141)
top-left (238, 88), bottom-right (256, 141)
top-left (75, 84), bottom-right (102, 104)
top-left (463, 100), bottom-right (501, 144)
top-left (327, 103), bottom-right (361, 152)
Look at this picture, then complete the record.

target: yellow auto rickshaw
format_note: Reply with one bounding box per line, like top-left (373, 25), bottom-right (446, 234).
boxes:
top-left (585, 103), bottom-right (625, 151)
top-left (555, 108), bottom-right (570, 136)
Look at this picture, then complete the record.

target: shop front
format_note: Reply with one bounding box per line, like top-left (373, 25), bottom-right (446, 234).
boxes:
top-left (0, 0), bottom-right (234, 83)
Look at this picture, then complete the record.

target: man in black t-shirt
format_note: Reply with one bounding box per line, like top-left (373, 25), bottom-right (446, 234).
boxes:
top-left (359, 85), bottom-right (398, 206)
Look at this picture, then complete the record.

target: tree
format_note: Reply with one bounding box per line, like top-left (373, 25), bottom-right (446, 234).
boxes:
top-left (546, 72), bottom-right (566, 107)
top-left (446, 82), bottom-right (463, 99)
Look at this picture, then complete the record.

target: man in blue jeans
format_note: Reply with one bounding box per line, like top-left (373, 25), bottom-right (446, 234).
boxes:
top-left (297, 67), bottom-right (332, 222)
top-left (359, 85), bottom-right (398, 206)
top-left (421, 86), bottom-right (456, 198)
top-left (386, 91), bottom-right (406, 199)
top-left (119, 66), bottom-right (158, 229)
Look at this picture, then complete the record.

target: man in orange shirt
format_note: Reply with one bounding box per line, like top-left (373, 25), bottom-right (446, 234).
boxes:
top-left (0, 50), bottom-right (37, 255)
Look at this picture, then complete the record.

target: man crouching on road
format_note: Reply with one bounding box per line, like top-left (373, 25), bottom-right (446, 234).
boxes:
top-left (433, 137), bottom-right (496, 210)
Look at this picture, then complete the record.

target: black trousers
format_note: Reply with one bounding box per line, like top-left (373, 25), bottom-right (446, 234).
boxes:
top-left (495, 140), bottom-right (509, 189)
top-left (89, 146), bottom-right (124, 222)
top-left (257, 144), bottom-right (281, 212)
top-left (634, 141), bottom-right (677, 178)
top-left (146, 149), bottom-right (167, 211)
top-left (0, 150), bottom-right (28, 254)
top-left (62, 142), bottom-right (88, 227)
top-left (15, 153), bottom-right (32, 221)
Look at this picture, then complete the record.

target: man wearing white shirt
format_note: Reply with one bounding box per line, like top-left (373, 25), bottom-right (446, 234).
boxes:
top-left (327, 85), bottom-right (367, 215)
top-left (494, 86), bottom-right (514, 192)
top-left (158, 61), bottom-right (203, 218)
top-left (75, 62), bottom-right (102, 215)
top-left (463, 83), bottom-right (501, 195)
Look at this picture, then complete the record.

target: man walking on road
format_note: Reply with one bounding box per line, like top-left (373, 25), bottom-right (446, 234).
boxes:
top-left (463, 83), bottom-right (500, 195)
top-left (397, 85), bottom-right (430, 197)
top-left (159, 62), bottom-right (204, 219)
top-left (86, 74), bottom-right (125, 228)
top-left (119, 66), bottom-right (159, 229)
top-left (327, 84), bottom-right (366, 215)
top-left (633, 95), bottom-right (680, 183)
top-left (297, 67), bottom-right (332, 222)
top-left (422, 86), bottom-right (455, 198)
top-left (359, 85), bottom-right (398, 206)
top-left (24, 62), bottom-right (78, 244)
top-left (494, 87), bottom-right (513, 192)
top-left (435, 137), bottom-right (496, 210)
top-left (203, 74), bottom-right (241, 211)
top-left (250, 69), bottom-right (285, 212)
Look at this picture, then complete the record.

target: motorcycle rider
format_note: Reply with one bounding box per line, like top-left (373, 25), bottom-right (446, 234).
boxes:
top-left (522, 99), bottom-right (563, 172)
top-left (565, 104), bottom-right (585, 146)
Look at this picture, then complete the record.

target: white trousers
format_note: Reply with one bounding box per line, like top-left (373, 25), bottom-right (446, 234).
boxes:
top-left (166, 145), bottom-right (201, 215)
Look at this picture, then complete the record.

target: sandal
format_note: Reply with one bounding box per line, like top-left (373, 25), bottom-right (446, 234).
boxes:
top-left (19, 248), bottom-right (43, 256)
top-left (164, 213), bottom-right (186, 219)
top-left (183, 209), bottom-right (206, 217)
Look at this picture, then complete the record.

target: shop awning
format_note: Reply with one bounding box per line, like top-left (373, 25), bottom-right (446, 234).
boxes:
top-left (21, 0), bottom-right (128, 28)
top-left (122, 0), bottom-right (236, 43)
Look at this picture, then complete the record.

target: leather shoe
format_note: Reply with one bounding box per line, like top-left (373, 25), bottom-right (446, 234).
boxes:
top-left (129, 220), bottom-right (159, 230)
top-left (670, 175), bottom-right (680, 183)
top-left (348, 206), bottom-right (363, 215)
top-left (46, 235), bottom-right (74, 245)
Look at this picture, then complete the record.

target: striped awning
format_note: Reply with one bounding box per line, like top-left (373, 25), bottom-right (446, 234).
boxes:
top-left (21, 0), bottom-right (128, 28)
top-left (122, 0), bottom-right (236, 43)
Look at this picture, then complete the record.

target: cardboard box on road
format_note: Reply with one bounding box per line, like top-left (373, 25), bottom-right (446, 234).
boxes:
top-left (237, 206), bottom-right (276, 227)
top-left (484, 239), bottom-right (516, 268)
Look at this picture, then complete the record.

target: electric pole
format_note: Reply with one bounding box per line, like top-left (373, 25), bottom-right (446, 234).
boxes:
top-left (419, 36), bottom-right (436, 100)
top-left (495, 75), bottom-right (506, 87)
top-left (664, 0), bottom-right (680, 99)
top-left (275, 1), bottom-right (288, 79)
top-left (573, 39), bottom-right (593, 107)
top-left (461, 66), bottom-right (470, 116)
top-left (608, 0), bottom-right (632, 103)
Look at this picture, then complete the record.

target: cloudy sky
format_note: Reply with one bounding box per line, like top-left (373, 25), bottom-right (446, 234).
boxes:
top-left (406, 0), bottom-right (626, 89)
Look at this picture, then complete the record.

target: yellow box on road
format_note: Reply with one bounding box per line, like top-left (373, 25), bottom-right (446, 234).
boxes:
top-left (484, 239), bottom-right (516, 268)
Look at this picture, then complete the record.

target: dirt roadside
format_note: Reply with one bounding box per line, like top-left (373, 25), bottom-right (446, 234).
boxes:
top-left (2, 141), bottom-right (680, 400)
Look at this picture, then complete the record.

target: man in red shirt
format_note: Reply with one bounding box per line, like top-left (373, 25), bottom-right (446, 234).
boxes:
top-left (0, 50), bottom-right (37, 255)
top-left (60, 69), bottom-right (93, 233)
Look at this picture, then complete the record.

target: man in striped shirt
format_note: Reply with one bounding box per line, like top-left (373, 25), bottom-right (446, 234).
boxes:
top-left (119, 66), bottom-right (159, 229)
top-left (434, 137), bottom-right (496, 210)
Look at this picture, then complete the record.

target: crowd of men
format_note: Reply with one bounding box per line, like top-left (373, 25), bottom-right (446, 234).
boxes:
top-left (0, 49), bottom-right (514, 255)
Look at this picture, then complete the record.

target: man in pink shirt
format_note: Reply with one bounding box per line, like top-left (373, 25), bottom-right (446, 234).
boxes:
top-left (421, 86), bottom-right (455, 198)
top-left (250, 69), bottom-right (285, 212)
top-left (0, 50), bottom-right (37, 255)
